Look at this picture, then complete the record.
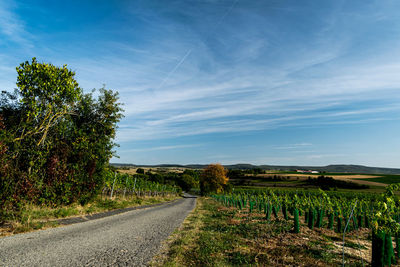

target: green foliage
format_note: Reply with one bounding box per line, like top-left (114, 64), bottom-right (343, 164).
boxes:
top-left (360, 174), bottom-right (400, 185)
top-left (0, 58), bottom-right (123, 220)
top-left (136, 168), bottom-right (145, 174)
top-left (306, 175), bottom-right (369, 190)
top-left (102, 170), bottom-right (180, 196)
top-left (178, 174), bottom-right (198, 192)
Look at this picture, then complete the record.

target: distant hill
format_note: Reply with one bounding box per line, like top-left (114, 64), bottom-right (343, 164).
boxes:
top-left (110, 163), bottom-right (400, 175)
top-left (256, 164), bottom-right (400, 174)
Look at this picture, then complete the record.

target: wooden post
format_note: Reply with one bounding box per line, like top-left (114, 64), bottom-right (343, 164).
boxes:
top-left (123, 176), bottom-right (128, 198)
top-left (110, 172), bottom-right (116, 200)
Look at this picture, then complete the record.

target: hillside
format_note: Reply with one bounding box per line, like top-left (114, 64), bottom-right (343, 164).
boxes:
top-left (111, 163), bottom-right (400, 175)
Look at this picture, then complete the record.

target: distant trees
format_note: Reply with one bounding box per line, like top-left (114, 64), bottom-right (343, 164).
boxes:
top-left (136, 168), bottom-right (145, 174)
top-left (178, 171), bottom-right (199, 192)
top-left (0, 58), bottom-right (123, 216)
top-left (146, 169), bottom-right (199, 192)
top-left (200, 163), bottom-right (228, 195)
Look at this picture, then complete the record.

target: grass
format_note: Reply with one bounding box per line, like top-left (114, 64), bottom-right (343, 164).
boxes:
top-left (151, 197), bottom-right (372, 266)
top-left (359, 174), bottom-right (400, 184)
top-left (0, 194), bottom-right (180, 237)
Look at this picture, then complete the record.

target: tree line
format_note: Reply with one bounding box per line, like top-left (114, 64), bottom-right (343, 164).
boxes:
top-left (126, 168), bottom-right (200, 192)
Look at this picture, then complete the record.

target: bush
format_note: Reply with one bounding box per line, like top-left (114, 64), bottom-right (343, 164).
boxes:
top-left (0, 58), bottom-right (123, 220)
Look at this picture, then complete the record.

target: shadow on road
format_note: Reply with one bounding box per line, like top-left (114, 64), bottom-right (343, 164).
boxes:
top-left (182, 193), bottom-right (198, 198)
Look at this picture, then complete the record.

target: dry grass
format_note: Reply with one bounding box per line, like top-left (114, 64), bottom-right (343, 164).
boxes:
top-left (151, 197), bottom-right (204, 267)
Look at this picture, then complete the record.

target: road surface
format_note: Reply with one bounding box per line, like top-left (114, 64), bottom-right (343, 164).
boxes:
top-left (0, 195), bottom-right (196, 267)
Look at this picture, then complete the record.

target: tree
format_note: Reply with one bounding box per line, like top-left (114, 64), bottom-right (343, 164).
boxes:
top-left (200, 163), bottom-right (228, 195)
top-left (14, 58), bottom-right (81, 145)
top-left (136, 168), bottom-right (145, 174)
top-left (177, 174), bottom-right (198, 192)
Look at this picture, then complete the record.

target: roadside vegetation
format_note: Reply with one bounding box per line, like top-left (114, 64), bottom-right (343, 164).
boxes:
top-left (0, 58), bottom-right (124, 222)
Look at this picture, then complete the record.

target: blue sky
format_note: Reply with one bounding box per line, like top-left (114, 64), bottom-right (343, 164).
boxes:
top-left (1, 0), bottom-right (399, 167)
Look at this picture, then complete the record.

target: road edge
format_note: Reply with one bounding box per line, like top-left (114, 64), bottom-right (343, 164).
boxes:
top-left (56, 197), bottom-right (184, 226)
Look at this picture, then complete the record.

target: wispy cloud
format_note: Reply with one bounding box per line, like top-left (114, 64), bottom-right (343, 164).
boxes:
top-left (0, 0), bottom-right (33, 48)
top-left (274, 143), bottom-right (313, 150)
top-left (120, 144), bottom-right (201, 153)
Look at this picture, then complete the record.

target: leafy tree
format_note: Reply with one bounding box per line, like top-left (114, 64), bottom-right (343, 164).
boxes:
top-left (200, 163), bottom-right (228, 195)
top-left (14, 58), bottom-right (81, 146)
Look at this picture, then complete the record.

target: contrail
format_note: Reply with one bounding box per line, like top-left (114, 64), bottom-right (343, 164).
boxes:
top-left (156, 49), bottom-right (192, 90)
top-left (156, 0), bottom-right (239, 89)
top-left (216, 0), bottom-right (239, 27)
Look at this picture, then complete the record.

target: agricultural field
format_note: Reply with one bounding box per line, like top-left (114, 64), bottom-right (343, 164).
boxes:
top-left (359, 175), bottom-right (400, 185)
top-left (265, 172), bottom-right (400, 186)
top-left (155, 185), bottom-right (400, 266)
top-left (118, 167), bottom-right (189, 175)
top-left (228, 170), bottom-right (400, 192)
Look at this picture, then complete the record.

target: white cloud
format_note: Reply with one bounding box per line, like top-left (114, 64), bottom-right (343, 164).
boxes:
top-left (0, 1), bottom-right (33, 48)
top-left (119, 144), bottom-right (201, 153)
top-left (274, 143), bottom-right (313, 150)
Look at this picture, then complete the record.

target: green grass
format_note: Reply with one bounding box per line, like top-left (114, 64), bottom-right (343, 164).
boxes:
top-left (359, 174), bottom-right (400, 184)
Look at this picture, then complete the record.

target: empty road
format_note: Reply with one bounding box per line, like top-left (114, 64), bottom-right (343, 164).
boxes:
top-left (0, 195), bottom-right (196, 267)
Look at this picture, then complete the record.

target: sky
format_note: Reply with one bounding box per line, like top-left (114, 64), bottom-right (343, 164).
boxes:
top-left (0, 0), bottom-right (399, 168)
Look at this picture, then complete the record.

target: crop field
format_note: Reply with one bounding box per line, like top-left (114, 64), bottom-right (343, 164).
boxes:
top-left (359, 174), bottom-right (400, 185)
top-left (212, 187), bottom-right (400, 266)
top-left (228, 172), bottom-right (400, 191)
top-left (156, 184), bottom-right (400, 266)
top-left (154, 197), bottom-right (372, 266)
top-left (103, 170), bottom-right (180, 198)
top-left (253, 173), bottom-right (386, 186)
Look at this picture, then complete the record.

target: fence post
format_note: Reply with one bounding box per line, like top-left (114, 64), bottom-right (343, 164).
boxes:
top-left (110, 172), bottom-right (116, 200)
top-left (123, 176), bottom-right (128, 198)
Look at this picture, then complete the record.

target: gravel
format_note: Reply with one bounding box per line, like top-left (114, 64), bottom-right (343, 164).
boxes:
top-left (0, 195), bottom-right (196, 267)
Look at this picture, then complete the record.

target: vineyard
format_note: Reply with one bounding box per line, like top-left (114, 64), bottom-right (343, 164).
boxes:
top-left (212, 185), bottom-right (400, 266)
top-left (102, 170), bottom-right (181, 199)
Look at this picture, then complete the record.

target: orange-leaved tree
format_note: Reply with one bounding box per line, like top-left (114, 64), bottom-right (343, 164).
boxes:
top-left (200, 163), bottom-right (228, 195)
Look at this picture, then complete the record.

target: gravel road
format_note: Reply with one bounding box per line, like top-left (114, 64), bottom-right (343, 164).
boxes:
top-left (0, 195), bottom-right (196, 267)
